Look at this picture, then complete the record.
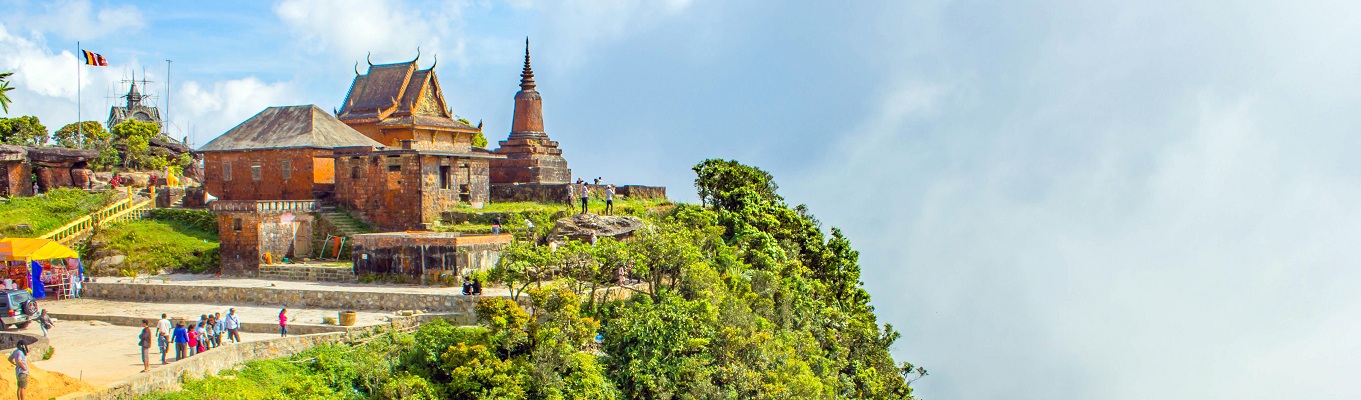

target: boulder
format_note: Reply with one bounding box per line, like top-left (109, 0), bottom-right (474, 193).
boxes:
top-left (91, 254), bottom-right (126, 273)
top-left (548, 213), bottom-right (646, 243)
top-left (117, 172), bottom-right (151, 187)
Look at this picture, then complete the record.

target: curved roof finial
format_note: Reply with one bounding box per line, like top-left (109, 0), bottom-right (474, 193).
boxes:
top-left (413, 46), bottom-right (421, 64)
top-left (430, 53), bottom-right (438, 70)
top-left (354, 61), bottom-right (360, 75)
top-left (366, 52), bottom-right (373, 66)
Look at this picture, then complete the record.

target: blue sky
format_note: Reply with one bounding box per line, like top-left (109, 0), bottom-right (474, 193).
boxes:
top-left (5, 1), bottom-right (1361, 399)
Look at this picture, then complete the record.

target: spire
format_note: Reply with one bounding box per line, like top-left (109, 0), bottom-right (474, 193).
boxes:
top-left (127, 74), bottom-right (142, 108)
top-left (520, 37), bottom-right (536, 91)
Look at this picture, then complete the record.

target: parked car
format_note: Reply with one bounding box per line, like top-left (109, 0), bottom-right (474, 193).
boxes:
top-left (0, 290), bottom-right (38, 329)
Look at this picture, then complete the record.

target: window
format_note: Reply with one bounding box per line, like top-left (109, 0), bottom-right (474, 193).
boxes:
top-left (387, 156), bottom-right (402, 172)
top-left (439, 165), bottom-right (451, 189)
top-left (250, 163), bottom-right (262, 181)
top-left (351, 166), bottom-right (361, 180)
top-left (281, 160), bottom-right (292, 180)
top-left (222, 161), bottom-right (232, 181)
top-left (232, 219), bottom-right (242, 231)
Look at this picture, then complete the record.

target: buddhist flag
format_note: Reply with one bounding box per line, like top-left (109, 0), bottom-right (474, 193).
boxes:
top-left (82, 50), bottom-right (108, 66)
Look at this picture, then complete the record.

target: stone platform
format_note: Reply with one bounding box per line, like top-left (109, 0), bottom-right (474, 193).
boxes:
top-left (82, 279), bottom-right (500, 313)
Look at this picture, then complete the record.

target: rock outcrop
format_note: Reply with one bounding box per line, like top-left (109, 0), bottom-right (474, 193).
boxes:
top-left (548, 213), bottom-right (645, 243)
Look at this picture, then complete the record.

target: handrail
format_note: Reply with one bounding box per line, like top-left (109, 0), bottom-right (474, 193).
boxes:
top-left (36, 194), bottom-right (156, 245)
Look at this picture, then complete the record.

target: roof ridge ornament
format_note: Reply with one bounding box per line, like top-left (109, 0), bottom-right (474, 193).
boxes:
top-left (367, 52), bottom-right (373, 66)
top-left (354, 61), bottom-right (360, 75)
top-left (413, 47), bottom-right (421, 64)
top-left (430, 54), bottom-right (437, 70)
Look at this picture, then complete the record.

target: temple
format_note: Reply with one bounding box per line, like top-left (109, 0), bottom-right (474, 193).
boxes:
top-left (332, 54), bottom-right (500, 229)
top-left (107, 77), bottom-right (162, 129)
top-left (489, 39), bottom-right (572, 184)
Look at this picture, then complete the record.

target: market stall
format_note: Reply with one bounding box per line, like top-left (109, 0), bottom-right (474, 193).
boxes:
top-left (0, 238), bottom-right (83, 299)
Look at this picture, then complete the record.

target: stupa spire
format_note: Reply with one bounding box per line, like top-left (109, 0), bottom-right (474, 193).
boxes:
top-left (520, 38), bottom-right (536, 91)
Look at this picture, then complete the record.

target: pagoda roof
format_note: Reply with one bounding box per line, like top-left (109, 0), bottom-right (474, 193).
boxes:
top-left (199, 105), bottom-right (385, 152)
top-left (338, 59), bottom-right (477, 132)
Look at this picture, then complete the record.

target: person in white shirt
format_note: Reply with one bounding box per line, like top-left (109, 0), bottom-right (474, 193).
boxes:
top-left (225, 308), bottom-right (241, 343)
top-left (605, 185), bottom-right (616, 215)
top-left (156, 314), bottom-right (172, 364)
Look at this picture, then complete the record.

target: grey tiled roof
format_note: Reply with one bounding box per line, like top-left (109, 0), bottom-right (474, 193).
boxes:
top-left (199, 105), bottom-right (385, 152)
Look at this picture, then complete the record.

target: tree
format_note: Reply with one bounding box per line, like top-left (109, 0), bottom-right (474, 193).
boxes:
top-left (693, 158), bottom-right (782, 211)
top-left (0, 71), bottom-right (14, 114)
top-left (53, 121), bottom-right (108, 148)
top-left (0, 115), bottom-right (48, 146)
top-left (110, 119), bottom-right (159, 168)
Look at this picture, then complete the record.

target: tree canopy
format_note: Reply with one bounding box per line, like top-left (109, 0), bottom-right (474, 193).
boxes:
top-left (0, 71), bottom-right (14, 114)
top-left (0, 115), bottom-right (48, 146)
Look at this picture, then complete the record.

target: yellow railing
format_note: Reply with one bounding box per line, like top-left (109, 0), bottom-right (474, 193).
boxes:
top-left (37, 188), bottom-right (157, 245)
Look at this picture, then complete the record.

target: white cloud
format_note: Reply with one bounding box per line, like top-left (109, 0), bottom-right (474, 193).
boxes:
top-left (0, 22), bottom-right (140, 123)
top-left (520, 0), bottom-right (694, 66)
top-left (3, 0), bottom-right (144, 41)
top-left (274, 0), bottom-right (470, 68)
top-left (176, 77), bottom-right (299, 146)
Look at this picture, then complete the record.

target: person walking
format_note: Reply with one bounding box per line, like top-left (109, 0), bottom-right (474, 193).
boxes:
top-left (156, 314), bottom-right (172, 364)
top-left (186, 324), bottom-right (199, 356)
top-left (172, 323), bottom-right (188, 361)
top-left (492, 216), bottom-right (502, 235)
top-left (138, 320), bottom-right (153, 372)
top-left (578, 179), bottom-right (590, 214)
top-left (605, 185), bottom-right (616, 215)
top-left (279, 308), bottom-right (289, 337)
top-left (214, 312), bottom-right (227, 347)
top-left (194, 322), bottom-right (208, 353)
top-left (36, 310), bottom-right (52, 337)
top-left (8, 342), bottom-right (28, 400)
top-left (566, 183), bottom-right (576, 212)
top-left (225, 309), bottom-right (241, 343)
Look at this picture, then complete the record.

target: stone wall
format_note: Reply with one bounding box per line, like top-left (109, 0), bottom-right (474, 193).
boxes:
top-left (216, 211), bottom-right (315, 275)
top-left (57, 332), bottom-right (351, 400)
top-left (258, 264), bottom-right (357, 283)
top-left (83, 282), bottom-right (485, 313)
top-left (0, 332), bottom-right (50, 358)
top-left (490, 183), bottom-right (667, 203)
top-left (202, 148), bottom-right (328, 201)
top-left (351, 233), bottom-right (511, 280)
top-left (333, 150), bottom-right (491, 231)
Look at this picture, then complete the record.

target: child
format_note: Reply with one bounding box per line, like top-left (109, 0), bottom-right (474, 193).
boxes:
top-left (279, 308), bottom-right (289, 337)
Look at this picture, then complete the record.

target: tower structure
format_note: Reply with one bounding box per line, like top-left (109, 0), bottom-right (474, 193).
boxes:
top-left (107, 75), bottom-right (163, 129)
top-left (490, 39), bottom-right (571, 184)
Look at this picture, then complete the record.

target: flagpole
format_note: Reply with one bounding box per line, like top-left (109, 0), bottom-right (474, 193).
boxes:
top-left (77, 41), bottom-right (82, 143)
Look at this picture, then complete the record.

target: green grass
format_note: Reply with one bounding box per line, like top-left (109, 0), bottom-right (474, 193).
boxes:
top-left (90, 219), bottom-right (219, 276)
top-left (0, 188), bottom-right (114, 238)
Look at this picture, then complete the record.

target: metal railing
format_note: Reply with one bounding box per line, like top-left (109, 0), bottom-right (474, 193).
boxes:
top-left (38, 194), bottom-right (156, 245)
top-left (210, 200), bottom-right (320, 213)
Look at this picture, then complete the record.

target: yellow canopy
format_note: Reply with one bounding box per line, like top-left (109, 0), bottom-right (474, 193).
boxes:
top-left (0, 238), bottom-right (80, 263)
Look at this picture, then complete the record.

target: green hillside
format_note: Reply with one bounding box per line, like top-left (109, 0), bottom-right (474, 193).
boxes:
top-left (0, 188), bottom-right (113, 238)
top-left (140, 160), bottom-right (921, 399)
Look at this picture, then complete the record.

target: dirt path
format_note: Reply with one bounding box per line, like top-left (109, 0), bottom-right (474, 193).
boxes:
top-left (31, 320), bottom-right (277, 387)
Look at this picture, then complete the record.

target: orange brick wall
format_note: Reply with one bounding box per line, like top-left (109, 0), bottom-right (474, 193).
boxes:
top-left (203, 148), bottom-right (327, 201)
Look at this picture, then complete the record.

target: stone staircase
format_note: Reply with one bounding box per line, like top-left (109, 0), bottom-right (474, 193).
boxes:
top-left (314, 208), bottom-right (374, 259)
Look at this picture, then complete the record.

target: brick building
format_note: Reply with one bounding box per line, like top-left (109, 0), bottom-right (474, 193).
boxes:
top-left (490, 40), bottom-right (572, 184)
top-left (330, 56), bottom-right (502, 230)
top-left (0, 145), bottom-right (30, 197)
top-left (199, 105), bottom-right (385, 201)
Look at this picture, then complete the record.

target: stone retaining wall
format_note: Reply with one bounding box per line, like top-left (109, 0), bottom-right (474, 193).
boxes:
top-left (258, 264), bottom-right (358, 283)
top-left (0, 331), bottom-right (50, 359)
top-left (84, 282), bottom-right (488, 313)
top-left (490, 183), bottom-right (667, 203)
top-left (57, 332), bottom-right (351, 400)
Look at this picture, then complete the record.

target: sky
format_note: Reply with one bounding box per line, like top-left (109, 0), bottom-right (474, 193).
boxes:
top-left (3, 1), bottom-right (1359, 399)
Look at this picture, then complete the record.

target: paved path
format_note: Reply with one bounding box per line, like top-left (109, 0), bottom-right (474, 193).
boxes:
top-left (98, 273), bottom-right (512, 297)
top-left (43, 299), bottom-right (393, 327)
top-left (30, 321), bottom-right (277, 387)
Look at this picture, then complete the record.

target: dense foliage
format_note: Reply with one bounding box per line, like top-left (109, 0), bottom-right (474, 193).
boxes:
top-left (0, 115), bottom-right (48, 146)
top-left (0, 188), bottom-right (113, 238)
top-left (142, 159), bottom-right (919, 399)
